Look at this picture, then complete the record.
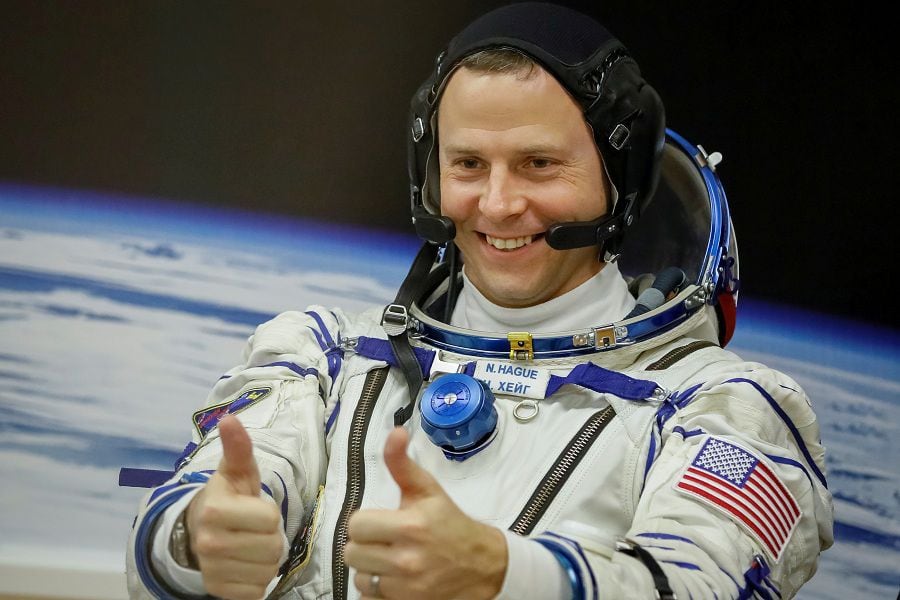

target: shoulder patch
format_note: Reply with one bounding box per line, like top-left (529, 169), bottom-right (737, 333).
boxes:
top-left (192, 387), bottom-right (272, 438)
top-left (674, 437), bottom-right (800, 562)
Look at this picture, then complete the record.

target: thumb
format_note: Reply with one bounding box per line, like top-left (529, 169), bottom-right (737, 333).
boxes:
top-left (216, 414), bottom-right (261, 496)
top-left (384, 426), bottom-right (439, 504)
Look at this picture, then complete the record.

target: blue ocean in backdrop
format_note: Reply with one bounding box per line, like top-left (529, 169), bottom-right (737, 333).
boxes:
top-left (0, 184), bottom-right (897, 599)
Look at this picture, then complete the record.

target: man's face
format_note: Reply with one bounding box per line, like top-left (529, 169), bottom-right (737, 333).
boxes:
top-left (437, 66), bottom-right (609, 308)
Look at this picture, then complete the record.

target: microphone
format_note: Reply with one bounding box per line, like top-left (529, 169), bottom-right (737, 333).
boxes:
top-left (624, 266), bottom-right (686, 319)
top-left (412, 206), bottom-right (456, 244)
top-left (545, 215), bottom-right (621, 250)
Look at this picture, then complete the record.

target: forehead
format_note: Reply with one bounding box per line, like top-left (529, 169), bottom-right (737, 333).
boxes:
top-left (436, 65), bottom-right (590, 148)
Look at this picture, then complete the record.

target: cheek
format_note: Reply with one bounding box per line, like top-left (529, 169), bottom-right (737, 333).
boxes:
top-left (438, 181), bottom-right (472, 220)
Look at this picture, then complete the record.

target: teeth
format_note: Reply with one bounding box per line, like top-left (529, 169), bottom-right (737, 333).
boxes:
top-left (486, 234), bottom-right (533, 250)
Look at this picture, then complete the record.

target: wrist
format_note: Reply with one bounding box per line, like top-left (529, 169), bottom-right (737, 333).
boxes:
top-left (472, 524), bottom-right (508, 599)
top-left (169, 508), bottom-right (200, 570)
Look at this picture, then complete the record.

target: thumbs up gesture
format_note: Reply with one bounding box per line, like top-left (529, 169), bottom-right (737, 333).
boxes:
top-left (344, 427), bottom-right (508, 600)
top-left (185, 415), bottom-right (286, 600)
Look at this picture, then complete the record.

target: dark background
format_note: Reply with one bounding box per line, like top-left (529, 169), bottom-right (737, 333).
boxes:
top-left (0, 1), bottom-right (894, 327)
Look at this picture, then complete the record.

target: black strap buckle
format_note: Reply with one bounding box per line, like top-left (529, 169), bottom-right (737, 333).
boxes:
top-left (615, 537), bottom-right (676, 600)
top-left (381, 303), bottom-right (410, 337)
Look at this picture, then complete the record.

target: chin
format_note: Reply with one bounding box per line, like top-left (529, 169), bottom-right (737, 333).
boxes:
top-left (485, 283), bottom-right (546, 308)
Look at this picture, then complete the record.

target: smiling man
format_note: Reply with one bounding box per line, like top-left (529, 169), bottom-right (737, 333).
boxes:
top-left (125, 4), bottom-right (832, 600)
top-left (438, 62), bottom-right (610, 309)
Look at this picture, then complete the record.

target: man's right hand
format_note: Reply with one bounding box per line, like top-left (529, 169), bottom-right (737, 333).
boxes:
top-left (186, 414), bottom-right (285, 600)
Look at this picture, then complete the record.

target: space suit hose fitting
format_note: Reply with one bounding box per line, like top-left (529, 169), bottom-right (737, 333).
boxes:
top-left (420, 373), bottom-right (498, 461)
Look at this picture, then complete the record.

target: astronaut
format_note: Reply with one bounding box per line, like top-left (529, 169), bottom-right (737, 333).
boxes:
top-left (124, 3), bottom-right (833, 599)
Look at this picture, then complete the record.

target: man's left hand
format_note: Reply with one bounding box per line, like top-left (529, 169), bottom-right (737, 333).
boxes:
top-left (345, 426), bottom-right (507, 600)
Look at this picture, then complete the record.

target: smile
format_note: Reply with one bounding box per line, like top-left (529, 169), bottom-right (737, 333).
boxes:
top-left (485, 234), bottom-right (536, 251)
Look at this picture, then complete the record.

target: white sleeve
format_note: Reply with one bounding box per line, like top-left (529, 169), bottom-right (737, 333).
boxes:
top-left (493, 530), bottom-right (571, 599)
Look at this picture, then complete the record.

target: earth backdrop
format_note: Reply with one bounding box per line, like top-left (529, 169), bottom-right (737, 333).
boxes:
top-left (0, 184), bottom-right (897, 599)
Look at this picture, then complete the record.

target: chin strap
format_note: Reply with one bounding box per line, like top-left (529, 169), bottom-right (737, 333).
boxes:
top-left (383, 241), bottom-right (440, 426)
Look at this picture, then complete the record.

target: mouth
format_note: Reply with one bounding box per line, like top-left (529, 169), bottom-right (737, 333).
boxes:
top-left (483, 233), bottom-right (544, 251)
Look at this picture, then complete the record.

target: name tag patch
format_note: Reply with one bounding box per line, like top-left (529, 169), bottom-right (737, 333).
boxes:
top-left (473, 361), bottom-right (550, 399)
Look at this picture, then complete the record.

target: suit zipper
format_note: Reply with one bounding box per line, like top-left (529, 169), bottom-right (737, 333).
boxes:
top-left (645, 340), bottom-right (716, 371)
top-left (509, 405), bottom-right (616, 535)
top-left (331, 367), bottom-right (389, 600)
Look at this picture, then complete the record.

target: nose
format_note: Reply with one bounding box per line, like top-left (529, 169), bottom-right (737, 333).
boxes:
top-left (479, 167), bottom-right (526, 222)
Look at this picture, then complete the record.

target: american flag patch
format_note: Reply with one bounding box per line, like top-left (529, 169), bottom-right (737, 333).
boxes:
top-left (675, 437), bottom-right (800, 562)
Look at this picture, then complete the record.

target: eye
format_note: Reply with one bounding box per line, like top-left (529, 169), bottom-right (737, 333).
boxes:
top-left (459, 158), bottom-right (481, 169)
top-left (528, 157), bottom-right (554, 169)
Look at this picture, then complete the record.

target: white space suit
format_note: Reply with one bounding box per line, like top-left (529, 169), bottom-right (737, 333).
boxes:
top-left (124, 5), bottom-right (833, 596)
top-left (125, 259), bottom-right (833, 599)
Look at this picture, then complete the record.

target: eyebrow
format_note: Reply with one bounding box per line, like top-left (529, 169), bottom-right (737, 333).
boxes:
top-left (441, 144), bottom-right (563, 156)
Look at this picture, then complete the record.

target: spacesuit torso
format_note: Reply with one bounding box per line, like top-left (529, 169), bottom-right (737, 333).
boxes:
top-left (126, 264), bottom-right (833, 600)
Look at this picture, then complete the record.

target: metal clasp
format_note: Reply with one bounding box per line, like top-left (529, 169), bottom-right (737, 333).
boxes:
top-left (381, 304), bottom-right (410, 337)
top-left (508, 331), bottom-right (533, 361)
top-left (338, 336), bottom-right (359, 351)
top-left (594, 326), bottom-right (617, 349)
top-left (429, 350), bottom-right (464, 380)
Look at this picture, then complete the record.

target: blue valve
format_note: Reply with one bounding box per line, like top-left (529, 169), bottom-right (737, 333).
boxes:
top-left (420, 373), bottom-right (498, 461)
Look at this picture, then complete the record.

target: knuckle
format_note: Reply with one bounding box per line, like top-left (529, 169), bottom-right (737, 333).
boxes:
top-left (192, 531), bottom-right (221, 557)
top-left (264, 509), bottom-right (281, 532)
top-left (398, 513), bottom-right (428, 540)
top-left (197, 502), bottom-right (223, 526)
top-left (394, 549), bottom-right (426, 576)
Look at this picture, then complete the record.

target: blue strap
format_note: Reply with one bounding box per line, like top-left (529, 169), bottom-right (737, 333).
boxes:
top-left (119, 467), bottom-right (176, 489)
top-left (545, 362), bottom-right (660, 400)
top-left (355, 336), bottom-right (436, 373)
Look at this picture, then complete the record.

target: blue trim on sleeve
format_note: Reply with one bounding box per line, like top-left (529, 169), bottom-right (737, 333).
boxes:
top-left (727, 378), bottom-right (827, 488)
top-left (133, 485), bottom-right (211, 600)
top-left (765, 453), bottom-right (814, 487)
top-left (549, 533), bottom-right (599, 596)
top-left (641, 426), bottom-right (659, 491)
top-left (260, 361), bottom-right (319, 378)
top-left (305, 310), bottom-right (336, 347)
top-left (635, 532), bottom-right (697, 545)
top-left (305, 310), bottom-right (343, 386)
top-left (306, 324), bottom-right (327, 351)
top-left (660, 559), bottom-right (702, 571)
top-left (325, 401), bottom-right (341, 434)
top-left (274, 472), bottom-right (289, 530)
top-left (675, 383), bottom-right (703, 407)
top-left (149, 471), bottom-right (213, 504)
top-left (533, 537), bottom-right (588, 600)
top-left (672, 426), bottom-right (705, 439)
top-left (640, 543), bottom-right (676, 551)
top-left (653, 383), bottom-right (703, 437)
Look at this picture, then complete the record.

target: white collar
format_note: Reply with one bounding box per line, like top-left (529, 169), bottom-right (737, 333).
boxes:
top-left (450, 262), bottom-right (636, 333)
